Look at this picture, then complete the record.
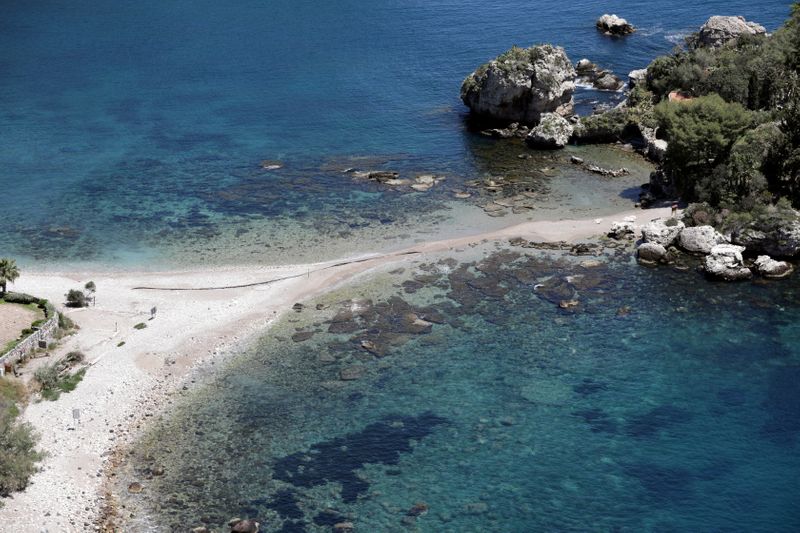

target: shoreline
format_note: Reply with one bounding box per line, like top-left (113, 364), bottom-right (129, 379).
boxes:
top-left (0, 206), bottom-right (670, 532)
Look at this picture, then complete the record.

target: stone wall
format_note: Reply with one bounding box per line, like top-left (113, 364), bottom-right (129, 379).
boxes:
top-left (0, 315), bottom-right (58, 376)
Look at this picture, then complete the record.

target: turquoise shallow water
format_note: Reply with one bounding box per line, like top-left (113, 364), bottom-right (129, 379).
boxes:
top-left (1, 1), bottom-right (791, 267)
top-left (118, 246), bottom-right (800, 532)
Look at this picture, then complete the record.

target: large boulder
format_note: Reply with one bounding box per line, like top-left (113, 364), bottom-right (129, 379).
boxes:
top-left (703, 244), bottom-right (752, 281)
top-left (641, 218), bottom-right (684, 247)
top-left (692, 16), bottom-right (767, 48)
top-left (609, 220), bottom-right (636, 239)
top-left (753, 255), bottom-right (794, 279)
top-left (525, 113), bottom-right (573, 148)
top-left (637, 242), bottom-right (667, 264)
top-left (628, 68), bottom-right (648, 89)
top-left (461, 45), bottom-right (576, 125)
top-left (677, 225), bottom-right (728, 254)
top-left (731, 215), bottom-right (800, 257)
top-left (596, 14), bottom-right (635, 36)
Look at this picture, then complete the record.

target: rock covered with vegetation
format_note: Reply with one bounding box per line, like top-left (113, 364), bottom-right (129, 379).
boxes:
top-left (461, 44), bottom-right (576, 125)
top-left (525, 113), bottom-right (573, 148)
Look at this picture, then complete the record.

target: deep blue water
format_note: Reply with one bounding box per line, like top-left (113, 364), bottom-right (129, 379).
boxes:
top-left (120, 249), bottom-right (800, 532)
top-left (1, 0), bottom-right (791, 266)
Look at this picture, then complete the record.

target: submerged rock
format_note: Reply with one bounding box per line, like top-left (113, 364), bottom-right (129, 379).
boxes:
top-left (641, 218), bottom-right (684, 247)
top-left (526, 113), bottom-right (574, 149)
top-left (753, 255), bottom-right (794, 279)
top-left (461, 44), bottom-right (576, 125)
top-left (703, 244), bottom-right (752, 281)
top-left (677, 225), bottom-right (728, 254)
top-left (596, 14), bottom-right (635, 35)
top-left (230, 519), bottom-right (260, 533)
top-left (692, 16), bottom-right (766, 48)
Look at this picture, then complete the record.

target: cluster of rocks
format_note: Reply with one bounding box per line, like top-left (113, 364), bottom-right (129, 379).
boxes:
top-left (348, 169), bottom-right (444, 192)
top-left (690, 15), bottom-right (767, 48)
top-left (569, 155), bottom-right (630, 177)
top-left (575, 59), bottom-right (625, 91)
top-left (596, 14), bottom-right (635, 36)
top-left (632, 218), bottom-right (795, 281)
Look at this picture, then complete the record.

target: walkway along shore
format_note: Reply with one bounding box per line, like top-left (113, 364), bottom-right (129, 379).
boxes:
top-left (0, 207), bottom-right (671, 532)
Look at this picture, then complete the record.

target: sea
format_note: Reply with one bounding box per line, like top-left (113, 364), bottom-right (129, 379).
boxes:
top-left (2, 1), bottom-right (798, 531)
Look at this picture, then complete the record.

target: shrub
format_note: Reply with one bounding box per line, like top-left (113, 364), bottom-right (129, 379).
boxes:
top-left (57, 313), bottom-right (75, 330)
top-left (0, 411), bottom-right (42, 497)
top-left (2, 293), bottom-right (38, 305)
top-left (65, 289), bottom-right (87, 308)
top-left (133, 322), bottom-right (147, 330)
top-left (33, 364), bottom-right (59, 392)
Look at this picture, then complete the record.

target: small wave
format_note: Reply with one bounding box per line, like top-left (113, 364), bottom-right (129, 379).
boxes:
top-left (665, 30), bottom-right (691, 45)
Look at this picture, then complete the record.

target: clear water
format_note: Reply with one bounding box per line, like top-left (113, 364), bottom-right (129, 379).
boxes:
top-left (1, 1), bottom-right (790, 267)
top-left (118, 246), bottom-right (800, 532)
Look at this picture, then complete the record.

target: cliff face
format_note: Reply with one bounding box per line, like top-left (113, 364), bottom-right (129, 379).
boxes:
top-left (460, 45), bottom-right (575, 125)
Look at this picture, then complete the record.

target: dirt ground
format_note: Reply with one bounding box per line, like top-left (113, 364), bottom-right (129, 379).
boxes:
top-left (0, 302), bottom-right (40, 349)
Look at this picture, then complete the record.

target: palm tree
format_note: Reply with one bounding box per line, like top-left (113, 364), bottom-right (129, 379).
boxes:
top-left (0, 258), bottom-right (20, 297)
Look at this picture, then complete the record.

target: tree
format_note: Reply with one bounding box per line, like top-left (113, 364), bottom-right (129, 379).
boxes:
top-left (655, 94), bottom-right (754, 201)
top-left (84, 281), bottom-right (96, 294)
top-left (0, 258), bottom-right (20, 297)
top-left (65, 289), bottom-right (87, 308)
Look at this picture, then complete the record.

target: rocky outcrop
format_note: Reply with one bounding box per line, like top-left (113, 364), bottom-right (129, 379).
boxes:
top-left (628, 68), bottom-right (648, 89)
top-left (461, 45), bottom-right (576, 125)
top-left (596, 14), bottom-right (635, 36)
top-left (637, 242), bottom-right (668, 264)
top-left (753, 255), bottom-right (794, 279)
top-left (677, 225), bottom-right (728, 254)
top-left (641, 218), bottom-right (685, 247)
top-left (481, 122), bottom-right (530, 139)
top-left (576, 59), bottom-right (624, 91)
top-left (525, 113), bottom-right (573, 148)
top-left (691, 16), bottom-right (767, 48)
top-left (609, 220), bottom-right (635, 239)
top-left (703, 244), bottom-right (752, 281)
top-left (731, 217), bottom-right (800, 257)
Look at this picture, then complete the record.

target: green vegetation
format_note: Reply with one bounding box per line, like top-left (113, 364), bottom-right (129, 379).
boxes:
top-left (133, 322), bottom-right (147, 330)
top-left (117, 341), bottom-right (125, 347)
top-left (34, 352), bottom-right (86, 401)
top-left (65, 288), bottom-right (88, 308)
top-left (642, 4), bottom-right (800, 214)
top-left (0, 259), bottom-right (20, 297)
top-left (0, 377), bottom-right (42, 499)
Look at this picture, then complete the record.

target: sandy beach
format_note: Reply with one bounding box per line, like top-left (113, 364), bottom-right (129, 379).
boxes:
top-left (0, 207), bottom-right (670, 532)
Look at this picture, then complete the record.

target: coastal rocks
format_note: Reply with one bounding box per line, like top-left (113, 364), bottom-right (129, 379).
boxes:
top-left (731, 217), bottom-right (800, 257)
top-left (127, 482), bottom-right (143, 494)
top-left (677, 225), bottom-right (728, 254)
top-left (641, 218), bottom-right (684, 247)
top-left (460, 44), bottom-right (576, 125)
top-left (703, 244), bottom-right (752, 281)
top-left (340, 365), bottom-right (366, 381)
top-left (596, 14), bottom-right (635, 36)
top-left (637, 242), bottom-right (668, 264)
top-left (753, 255), bottom-right (794, 279)
top-left (628, 68), bottom-right (648, 89)
top-left (481, 122), bottom-right (530, 139)
top-left (608, 219), bottom-right (635, 239)
top-left (525, 113), bottom-right (573, 149)
top-left (585, 164), bottom-right (629, 177)
top-left (692, 16), bottom-right (767, 48)
top-left (575, 59), bottom-right (624, 91)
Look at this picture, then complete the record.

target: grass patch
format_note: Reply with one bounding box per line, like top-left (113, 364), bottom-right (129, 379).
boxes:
top-left (117, 341), bottom-right (125, 347)
top-left (133, 322), bottom-right (147, 330)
